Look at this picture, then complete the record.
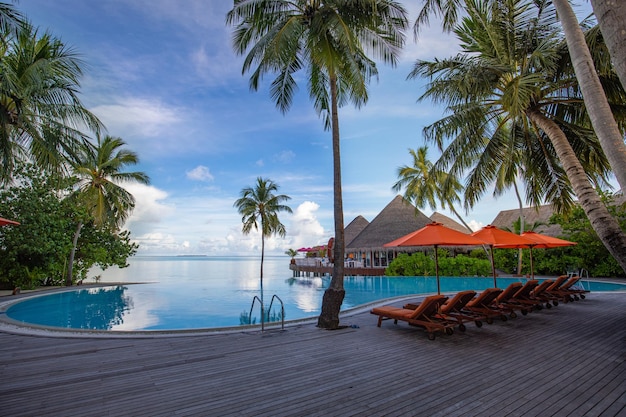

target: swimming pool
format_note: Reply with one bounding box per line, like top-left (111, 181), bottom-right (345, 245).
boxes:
top-left (3, 276), bottom-right (625, 332)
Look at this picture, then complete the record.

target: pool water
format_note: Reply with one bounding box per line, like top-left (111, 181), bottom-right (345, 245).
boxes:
top-left (4, 275), bottom-right (624, 331)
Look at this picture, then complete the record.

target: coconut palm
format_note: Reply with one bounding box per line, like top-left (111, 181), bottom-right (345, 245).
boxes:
top-left (226, 0), bottom-right (408, 329)
top-left (591, 0), bottom-right (626, 91)
top-left (551, 0), bottom-right (626, 192)
top-left (414, 0), bottom-right (626, 194)
top-left (0, 2), bottom-right (24, 36)
top-left (234, 177), bottom-right (292, 304)
top-left (66, 135), bottom-right (150, 286)
top-left (410, 0), bottom-right (626, 272)
top-left (0, 22), bottom-right (102, 184)
top-left (393, 146), bottom-right (473, 232)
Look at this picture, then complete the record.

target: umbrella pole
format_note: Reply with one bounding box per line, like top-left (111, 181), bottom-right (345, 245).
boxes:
top-left (434, 245), bottom-right (440, 295)
top-left (530, 247), bottom-right (535, 279)
top-left (490, 246), bottom-right (497, 287)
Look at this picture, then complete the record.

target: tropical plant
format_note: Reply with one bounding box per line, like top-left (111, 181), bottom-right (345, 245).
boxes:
top-left (0, 163), bottom-right (138, 289)
top-left (226, 0), bottom-right (408, 329)
top-left (66, 135), bottom-right (149, 286)
top-left (393, 146), bottom-right (473, 232)
top-left (234, 177), bottom-right (292, 304)
top-left (414, 0), bottom-right (626, 195)
top-left (285, 248), bottom-right (298, 262)
top-left (591, 0), bottom-right (626, 91)
top-left (552, 0), bottom-right (626, 192)
top-left (409, 0), bottom-right (626, 273)
top-left (0, 22), bottom-right (103, 184)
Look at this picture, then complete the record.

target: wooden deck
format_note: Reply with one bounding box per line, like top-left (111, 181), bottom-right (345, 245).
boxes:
top-left (1, 292), bottom-right (625, 416)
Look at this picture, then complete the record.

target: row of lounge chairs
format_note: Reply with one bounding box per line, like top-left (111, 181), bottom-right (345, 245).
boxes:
top-left (370, 275), bottom-right (589, 340)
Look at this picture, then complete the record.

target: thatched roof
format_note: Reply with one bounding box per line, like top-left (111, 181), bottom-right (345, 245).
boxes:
top-left (345, 215), bottom-right (370, 247)
top-left (490, 205), bottom-right (563, 236)
top-left (347, 195), bottom-right (432, 250)
top-left (430, 212), bottom-right (472, 233)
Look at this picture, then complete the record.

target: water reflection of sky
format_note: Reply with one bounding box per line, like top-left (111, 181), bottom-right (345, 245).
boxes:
top-left (6, 257), bottom-right (626, 331)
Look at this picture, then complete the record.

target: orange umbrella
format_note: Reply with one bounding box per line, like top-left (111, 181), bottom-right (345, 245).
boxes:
top-left (384, 222), bottom-right (485, 294)
top-left (495, 231), bottom-right (577, 279)
top-left (471, 225), bottom-right (536, 285)
top-left (0, 216), bottom-right (19, 226)
top-left (520, 231), bottom-right (577, 248)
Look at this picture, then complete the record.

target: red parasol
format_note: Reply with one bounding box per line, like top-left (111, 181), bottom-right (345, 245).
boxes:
top-left (384, 222), bottom-right (485, 294)
top-left (471, 225), bottom-right (536, 285)
top-left (494, 231), bottom-right (577, 279)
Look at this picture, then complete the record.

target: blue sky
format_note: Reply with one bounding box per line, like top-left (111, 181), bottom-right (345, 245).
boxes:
top-left (18, 1), bottom-right (594, 256)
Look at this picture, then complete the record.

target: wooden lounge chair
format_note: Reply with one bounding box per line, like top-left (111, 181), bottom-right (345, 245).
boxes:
top-left (371, 294), bottom-right (455, 340)
top-left (489, 282), bottom-right (525, 320)
top-left (550, 276), bottom-right (588, 302)
top-left (404, 290), bottom-right (478, 332)
top-left (529, 279), bottom-right (555, 309)
top-left (496, 280), bottom-right (540, 316)
top-left (462, 288), bottom-right (504, 324)
top-left (535, 275), bottom-right (569, 306)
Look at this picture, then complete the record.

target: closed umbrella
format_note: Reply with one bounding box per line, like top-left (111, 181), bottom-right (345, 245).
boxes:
top-left (384, 222), bottom-right (485, 294)
top-left (471, 225), bottom-right (536, 286)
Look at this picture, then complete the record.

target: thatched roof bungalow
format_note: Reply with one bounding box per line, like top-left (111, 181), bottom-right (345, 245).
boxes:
top-left (490, 205), bottom-right (563, 236)
top-left (429, 212), bottom-right (471, 233)
top-left (346, 196), bottom-right (432, 267)
top-left (344, 215), bottom-right (369, 248)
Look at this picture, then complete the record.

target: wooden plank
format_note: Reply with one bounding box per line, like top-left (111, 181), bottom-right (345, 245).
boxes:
top-left (0, 293), bottom-right (624, 416)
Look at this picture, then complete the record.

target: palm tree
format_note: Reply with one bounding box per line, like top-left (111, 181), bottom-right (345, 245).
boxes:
top-left (393, 146), bottom-right (473, 232)
top-left (414, 0), bottom-right (626, 194)
top-left (226, 0), bottom-right (408, 329)
top-left (285, 248), bottom-right (298, 263)
top-left (591, 0), bottom-right (626, 91)
top-left (66, 135), bottom-right (150, 286)
top-left (0, 22), bottom-right (102, 184)
top-left (0, 2), bottom-right (24, 36)
top-left (551, 0), bottom-right (626, 193)
top-left (410, 0), bottom-right (626, 272)
top-left (234, 177), bottom-right (292, 304)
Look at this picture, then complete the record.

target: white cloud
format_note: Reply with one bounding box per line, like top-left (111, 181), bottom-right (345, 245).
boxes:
top-left (124, 184), bottom-right (174, 234)
top-left (287, 201), bottom-right (327, 249)
top-left (186, 165), bottom-right (214, 182)
top-left (92, 97), bottom-right (182, 138)
top-left (467, 220), bottom-right (484, 232)
top-left (273, 150), bottom-right (296, 164)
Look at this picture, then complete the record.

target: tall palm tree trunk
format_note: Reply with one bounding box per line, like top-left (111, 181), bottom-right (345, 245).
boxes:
top-left (553, 0), bottom-right (626, 193)
top-left (260, 232), bottom-right (265, 305)
top-left (513, 182), bottom-right (525, 275)
top-left (317, 75), bottom-right (346, 329)
top-left (528, 109), bottom-right (626, 273)
top-left (591, 0), bottom-right (626, 91)
top-left (66, 221), bottom-right (83, 286)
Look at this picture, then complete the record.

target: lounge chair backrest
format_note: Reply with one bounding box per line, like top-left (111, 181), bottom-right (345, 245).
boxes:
top-left (547, 275), bottom-right (568, 291)
top-left (467, 288), bottom-right (502, 308)
top-left (497, 282), bottom-right (523, 302)
top-left (410, 295), bottom-right (448, 319)
top-left (532, 280), bottom-right (553, 296)
top-left (513, 280), bottom-right (538, 298)
top-left (441, 290), bottom-right (476, 314)
top-left (559, 276), bottom-right (580, 290)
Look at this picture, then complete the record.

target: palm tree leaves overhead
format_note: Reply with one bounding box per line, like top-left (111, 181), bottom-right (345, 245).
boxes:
top-left (409, 0), bottom-right (613, 214)
top-left (226, 0), bottom-right (408, 128)
top-left (0, 21), bottom-right (102, 183)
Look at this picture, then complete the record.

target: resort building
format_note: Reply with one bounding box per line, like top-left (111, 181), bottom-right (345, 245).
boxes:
top-left (291, 196), bottom-right (566, 276)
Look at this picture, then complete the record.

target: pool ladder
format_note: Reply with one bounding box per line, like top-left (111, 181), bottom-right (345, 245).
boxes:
top-left (248, 294), bottom-right (285, 332)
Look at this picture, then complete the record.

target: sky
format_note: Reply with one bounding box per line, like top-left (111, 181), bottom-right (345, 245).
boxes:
top-left (17, 1), bottom-right (595, 256)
